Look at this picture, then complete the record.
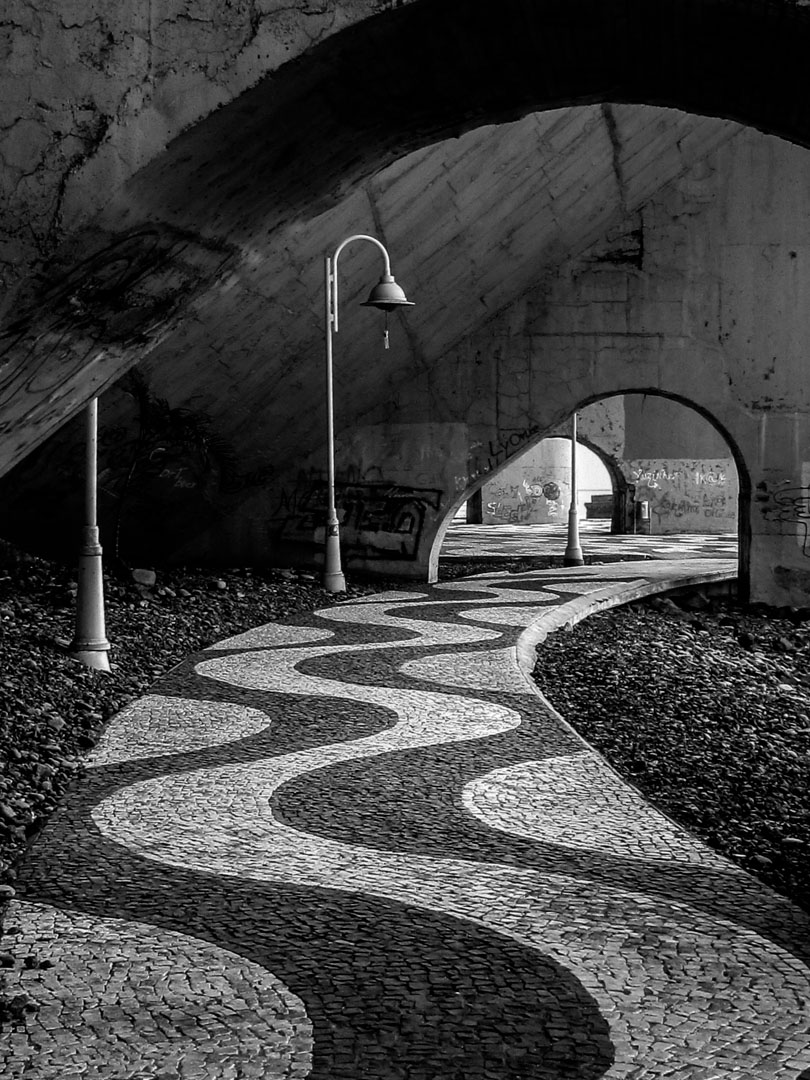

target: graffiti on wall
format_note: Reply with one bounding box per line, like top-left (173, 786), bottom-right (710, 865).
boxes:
top-left (629, 458), bottom-right (736, 533)
top-left (631, 464), bottom-right (728, 489)
top-left (759, 484), bottom-right (810, 557)
top-left (455, 425), bottom-right (543, 493)
top-left (277, 476), bottom-right (442, 561)
top-left (484, 477), bottom-right (563, 524)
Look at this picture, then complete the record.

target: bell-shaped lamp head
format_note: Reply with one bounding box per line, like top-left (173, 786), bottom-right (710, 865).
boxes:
top-left (361, 273), bottom-right (415, 312)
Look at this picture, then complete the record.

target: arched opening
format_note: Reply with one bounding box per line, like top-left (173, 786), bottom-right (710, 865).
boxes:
top-left (438, 391), bottom-right (748, 594)
top-left (577, 437), bottom-right (634, 534)
top-left (456, 438), bottom-right (613, 527)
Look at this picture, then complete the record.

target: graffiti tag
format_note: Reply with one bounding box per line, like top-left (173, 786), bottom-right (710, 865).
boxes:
top-left (761, 486), bottom-right (810, 557)
top-left (278, 479), bottom-right (442, 562)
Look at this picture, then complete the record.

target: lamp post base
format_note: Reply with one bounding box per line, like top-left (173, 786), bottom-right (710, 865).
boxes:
top-left (323, 526), bottom-right (346, 594)
top-left (563, 508), bottom-right (584, 567)
top-left (323, 569), bottom-right (347, 593)
top-left (70, 645), bottom-right (111, 672)
top-left (69, 543), bottom-right (111, 672)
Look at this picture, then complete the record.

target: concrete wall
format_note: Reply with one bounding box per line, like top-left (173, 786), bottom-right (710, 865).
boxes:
top-left (479, 396), bottom-right (738, 534)
top-left (627, 459), bottom-right (737, 534)
top-left (0, 0), bottom-right (396, 307)
top-left (578, 395), bottom-right (740, 535)
top-left (423, 130), bottom-right (810, 605)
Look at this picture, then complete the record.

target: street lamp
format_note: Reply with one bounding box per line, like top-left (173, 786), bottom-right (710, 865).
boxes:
top-left (563, 410), bottom-right (584, 566)
top-left (323, 234), bottom-right (414, 593)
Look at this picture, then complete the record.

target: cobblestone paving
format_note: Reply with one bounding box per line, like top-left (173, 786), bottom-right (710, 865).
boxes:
top-left (4, 551), bottom-right (810, 1079)
top-left (441, 521), bottom-right (738, 563)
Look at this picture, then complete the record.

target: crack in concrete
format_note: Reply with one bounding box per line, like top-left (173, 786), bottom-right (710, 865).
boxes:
top-left (46, 113), bottom-right (113, 254)
top-left (600, 103), bottom-right (627, 218)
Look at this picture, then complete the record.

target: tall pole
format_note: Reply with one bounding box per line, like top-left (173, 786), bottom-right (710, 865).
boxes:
top-left (70, 397), bottom-right (111, 670)
top-left (563, 411), bottom-right (584, 566)
top-left (320, 234), bottom-right (413, 594)
top-left (323, 254), bottom-right (346, 593)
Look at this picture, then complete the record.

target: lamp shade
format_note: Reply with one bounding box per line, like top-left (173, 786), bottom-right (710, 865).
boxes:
top-left (361, 274), bottom-right (415, 311)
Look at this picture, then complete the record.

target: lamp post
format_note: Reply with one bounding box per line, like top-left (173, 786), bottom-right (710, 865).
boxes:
top-left (563, 411), bottom-right (584, 566)
top-left (69, 396), bottom-right (111, 670)
top-left (323, 234), bottom-right (414, 593)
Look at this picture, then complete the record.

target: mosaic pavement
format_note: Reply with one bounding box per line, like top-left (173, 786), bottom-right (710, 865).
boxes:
top-left (4, 550), bottom-right (810, 1079)
top-left (441, 521), bottom-right (738, 563)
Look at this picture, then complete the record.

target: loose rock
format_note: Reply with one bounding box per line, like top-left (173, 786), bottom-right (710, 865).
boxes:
top-left (533, 594), bottom-right (810, 911)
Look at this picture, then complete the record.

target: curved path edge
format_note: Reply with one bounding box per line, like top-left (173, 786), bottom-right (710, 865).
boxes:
top-left (514, 561), bottom-right (737, 683)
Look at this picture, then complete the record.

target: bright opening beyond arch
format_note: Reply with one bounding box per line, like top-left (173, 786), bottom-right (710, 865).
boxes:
top-left (472, 438), bottom-right (612, 526)
top-left (441, 394), bottom-right (741, 578)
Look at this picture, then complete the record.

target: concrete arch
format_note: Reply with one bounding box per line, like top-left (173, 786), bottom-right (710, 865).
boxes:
top-left (6, 0), bottom-right (810, 475)
top-left (9, 0), bottom-right (810, 255)
top-left (431, 389), bottom-right (747, 594)
top-left (81, 0), bottom-right (810, 248)
top-left (445, 434), bottom-right (622, 529)
top-left (576, 390), bottom-right (749, 597)
top-left (571, 435), bottom-right (632, 533)
top-left (14, 0), bottom-right (810, 259)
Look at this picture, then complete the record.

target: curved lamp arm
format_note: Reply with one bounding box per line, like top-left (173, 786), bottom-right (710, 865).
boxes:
top-left (329, 234), bottom-right (392, 334)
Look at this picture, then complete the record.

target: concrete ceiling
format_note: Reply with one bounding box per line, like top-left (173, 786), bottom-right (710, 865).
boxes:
top-left (120, 102), bottom-right (744, 461)
top-left (6, 0), bottom-right (810, 490)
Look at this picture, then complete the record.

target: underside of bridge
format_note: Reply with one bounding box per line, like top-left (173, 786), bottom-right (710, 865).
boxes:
top-left (3, 0), bottom-right (810, 605)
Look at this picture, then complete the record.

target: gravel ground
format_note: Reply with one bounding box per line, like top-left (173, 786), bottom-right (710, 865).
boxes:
top-left (532, 592), bottom-right (810, 913)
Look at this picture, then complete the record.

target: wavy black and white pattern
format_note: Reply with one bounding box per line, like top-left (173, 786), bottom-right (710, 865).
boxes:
top-left (6, 558), bottom-right (810, 1080)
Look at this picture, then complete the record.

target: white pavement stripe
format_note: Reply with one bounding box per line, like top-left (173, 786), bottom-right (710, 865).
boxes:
top-left (461, 754), bottom-right (733, 867)
top-left (432, 580), bottom-right (563, 602)
top-left (209, 624), bottom-right (335, 650)
top-left (1, 900), bottom-right (313, 1079)
top-left (458, 606), bottom-right (560, 627)
top-left (399, 647), bottom-right (533, 695)
top-left (87, 695), bottom-right (276, 767)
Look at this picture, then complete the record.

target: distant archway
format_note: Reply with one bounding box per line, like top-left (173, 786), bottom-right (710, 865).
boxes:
top-left (459, 438), bottom-right (613, 527)
top-left (577, 436), bottom-right (634, 533)
top-left (437, 391), bottom-right (748, 595)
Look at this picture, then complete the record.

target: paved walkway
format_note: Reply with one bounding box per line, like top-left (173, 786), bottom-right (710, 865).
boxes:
top-left (441, 520), bottom-right (739, 563)
top-left (3, 534), bottom-right (810, 1079)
